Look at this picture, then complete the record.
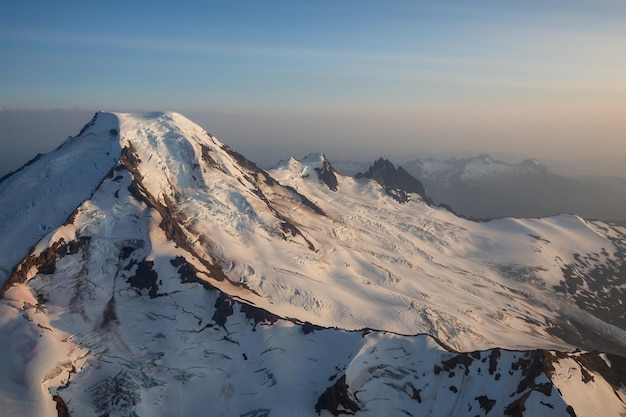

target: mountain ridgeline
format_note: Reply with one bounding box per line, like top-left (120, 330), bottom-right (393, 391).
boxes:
top-left (0, 112), bottom-right (625, 417)
top-left (401, 155), bottom-right (626, 221)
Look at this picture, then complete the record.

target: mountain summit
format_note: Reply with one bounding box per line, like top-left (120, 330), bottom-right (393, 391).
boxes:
top-left (1, 112), bottom-right (625, 416)
top-left (356, 157), bottom-right (433, 204)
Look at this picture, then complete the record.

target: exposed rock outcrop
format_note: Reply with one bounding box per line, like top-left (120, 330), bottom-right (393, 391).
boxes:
top-left (356, 158), bottom-right (432, 204)
top-left (315, 375), bottom-right (360, 416)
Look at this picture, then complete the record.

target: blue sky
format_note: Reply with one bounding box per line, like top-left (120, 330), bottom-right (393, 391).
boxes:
top-left (1, 1), bottom-right (625, 175)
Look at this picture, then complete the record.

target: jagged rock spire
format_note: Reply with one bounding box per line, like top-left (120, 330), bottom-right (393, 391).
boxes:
top-left (356, 157), bottom-right (432, 203)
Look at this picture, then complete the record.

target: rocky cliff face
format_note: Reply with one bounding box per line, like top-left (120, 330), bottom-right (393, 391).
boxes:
top-left (356, 157), bottom-right (432, 204)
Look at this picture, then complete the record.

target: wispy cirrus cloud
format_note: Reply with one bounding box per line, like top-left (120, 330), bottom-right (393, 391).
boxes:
top-left (3, 25), bottom-right (624, 98)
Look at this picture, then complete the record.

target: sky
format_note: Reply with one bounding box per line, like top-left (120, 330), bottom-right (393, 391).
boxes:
top-left (1, 0), bottom-right (625, 177)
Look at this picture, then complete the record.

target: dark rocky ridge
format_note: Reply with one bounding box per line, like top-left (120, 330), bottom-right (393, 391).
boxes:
top-left (356, 158), bottom-right (433, 204)
top-left (0, 236), bottom-right (91, 298)
top-left (314, 156), bottom-right (339, 192)
top-left (120, 145), bottom-right (231, 282)
top-left (53, 395), bottom-right (70, 417)
top-left (315, 375), bottom-right (360, 416)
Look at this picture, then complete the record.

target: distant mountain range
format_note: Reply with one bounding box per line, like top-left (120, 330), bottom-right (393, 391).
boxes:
top-left (330, 155), bottom-right (626, 221)
top-left (397, 154), bottom-right (626, 221)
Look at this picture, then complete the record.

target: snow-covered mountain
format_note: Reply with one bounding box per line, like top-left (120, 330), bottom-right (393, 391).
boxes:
top-left (332, 156), bottom-right (547, 181)
top-left (1, 112), bottom-right (625, 416)
top-left (404, 154), bottom-right (547, 183)
top-left (402, 155), bottom-right (626, 221)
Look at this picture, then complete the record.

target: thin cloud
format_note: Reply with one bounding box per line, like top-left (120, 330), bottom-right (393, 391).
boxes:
top-left (4, 26), bottom-right (623, 97)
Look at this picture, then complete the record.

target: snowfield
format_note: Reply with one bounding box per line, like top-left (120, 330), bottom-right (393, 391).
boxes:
top-left (0, 111), bottom-right (624, 416)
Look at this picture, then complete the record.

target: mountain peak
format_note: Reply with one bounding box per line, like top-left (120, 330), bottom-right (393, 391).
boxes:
top-left (0, 111), bottom-right (327, 294)
top-left (356, 158), bottom-right (431, 203)
top-left (274, 153), bottom-right (339, 192)
top-left (312, 153), bottom-right (338, 192)
top-left (521, 158), bottom-right (545, 168)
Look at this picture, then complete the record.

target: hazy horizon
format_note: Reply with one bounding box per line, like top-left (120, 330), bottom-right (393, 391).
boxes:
top-left (1, 1), bottom-right (625, 178)
top-left (1, 108), bottom-right (625, 180)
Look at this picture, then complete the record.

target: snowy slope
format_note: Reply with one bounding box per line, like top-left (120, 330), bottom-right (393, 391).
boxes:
top-left (0, 113), bottom-right (121, 284)
top-left (0, 112), bottom-right (625, 416)
top-left (270, 154), bottom-right (626, 353)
